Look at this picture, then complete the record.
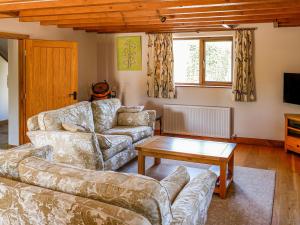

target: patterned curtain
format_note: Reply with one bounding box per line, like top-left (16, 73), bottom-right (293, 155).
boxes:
top-left (147, 33), bottom-right (176, 98)
top-left (233, 30), bottom-right (256, 102)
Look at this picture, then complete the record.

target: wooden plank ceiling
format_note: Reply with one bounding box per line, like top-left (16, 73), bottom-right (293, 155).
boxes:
top-left (0, 0), bottom-right (300, 33)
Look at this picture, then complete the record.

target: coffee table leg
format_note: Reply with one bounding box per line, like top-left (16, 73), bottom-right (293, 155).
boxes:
top-left (138, 152), bottom-right (145, 175)
top-left (154, 158), bottom-right (161, 165)
top-left (228, 153), bottom-right (234, 180)
top-left (219, 161), bottom-right (227, 199)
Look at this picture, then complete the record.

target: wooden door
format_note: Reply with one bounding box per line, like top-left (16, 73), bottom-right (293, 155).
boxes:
top-left (21, 39), bottom-right (78, 143)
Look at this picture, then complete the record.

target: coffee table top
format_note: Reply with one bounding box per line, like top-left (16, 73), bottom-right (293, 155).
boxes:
top-left (135, 136), bottom-right (236, 160)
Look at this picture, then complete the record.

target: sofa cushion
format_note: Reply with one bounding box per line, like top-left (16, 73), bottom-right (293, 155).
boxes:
top-left (160, 166), bottom-right (190, 203)
top-left (62, 122), bottom-right (88, 132)
top-left (101, 135), bottom-right (132, 161)
top-left (28, 131), bottom-right (102, 170)
top-left (104, 148), bottom-right (136, 171)
top-left (118, 105), bottom-right (144, 113)
top-left (96, 134), bottom-right (113, 150)
top-left (0, 144), bottom-right (52, 180)
top-left (103, 126), bottom-right (153, 143)
top-left (19, 157), bottom-right (173, 225)
top-left (38, 101), bottom-right (94, 132)
top-left (118, 111), bottom-right (150, 126)
top-left (92, 99), bottom-right (121, 133)
top-left (0, 177), bottom-right (151, 225)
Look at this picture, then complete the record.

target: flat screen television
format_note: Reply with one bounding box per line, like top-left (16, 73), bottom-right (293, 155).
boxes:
top-left (284, 73), bottom-right (300, 105)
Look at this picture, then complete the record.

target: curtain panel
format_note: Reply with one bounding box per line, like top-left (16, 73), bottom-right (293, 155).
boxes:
top-left (233, 30), bottom-right (256, 102)
top-left (147, 33), bottom-right (176, 98)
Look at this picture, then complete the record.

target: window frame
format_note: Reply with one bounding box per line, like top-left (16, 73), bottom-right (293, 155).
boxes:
top-left (173, 36), bottom-right (233, 88)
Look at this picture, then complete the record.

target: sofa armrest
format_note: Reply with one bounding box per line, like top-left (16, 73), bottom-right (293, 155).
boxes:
top-left (144, 110), bottom-right (156, 130)
top-left (27, 130), bottom-right (104, 170)
top-left (171, 170), bottom-right (217, 225)
top-left (27, 115), bottom-right (40, 131)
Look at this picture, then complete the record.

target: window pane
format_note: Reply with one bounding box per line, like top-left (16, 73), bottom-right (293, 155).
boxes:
top-left (205, 41), bottom-right (232, 83)
top-left (173, 40), bottom-right (199, 84)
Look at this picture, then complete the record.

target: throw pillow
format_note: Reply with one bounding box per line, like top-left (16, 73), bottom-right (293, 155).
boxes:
top-left (118, 106), bottom-right (144, 113)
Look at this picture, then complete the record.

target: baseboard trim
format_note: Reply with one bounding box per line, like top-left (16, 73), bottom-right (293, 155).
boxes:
top-left (155, 131), bottom-right (284, 148)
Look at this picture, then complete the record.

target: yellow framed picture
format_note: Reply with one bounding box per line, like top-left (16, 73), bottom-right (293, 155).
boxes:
top-left (117, 36), bottom-right (142, 71)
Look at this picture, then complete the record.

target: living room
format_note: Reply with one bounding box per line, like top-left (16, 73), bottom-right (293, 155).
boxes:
top-left (0, 1), bottom-right (299, 225)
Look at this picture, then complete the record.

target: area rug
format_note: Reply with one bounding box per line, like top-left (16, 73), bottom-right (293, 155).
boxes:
top-left (206, 166), bottom-right (276, 225)
top-left (120, 159), bottom-right (276, 225)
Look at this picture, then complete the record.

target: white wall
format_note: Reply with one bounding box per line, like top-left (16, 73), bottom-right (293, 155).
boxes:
top-left (0, 18), bottom-right (98, 101)
top-left (8, 40), bottom-right (19, 145)
top-left (97, 23), bottom-right (300, 141)
top-left (0, 55), bottom-right (8, 121)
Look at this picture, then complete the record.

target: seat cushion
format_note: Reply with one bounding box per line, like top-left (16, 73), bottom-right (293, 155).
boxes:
top-left (103, 126), bottom-right (153, 143)
top-left (92, 99), bottom-right (121, 133)
top-left (96, 134), bottom-right (113, 149)
top-left (160, 166), bottom-right (190, 203)
top-left (37, 101), bottom-right (94, 132)
top-left (102, 135), bottom-right (132, 161)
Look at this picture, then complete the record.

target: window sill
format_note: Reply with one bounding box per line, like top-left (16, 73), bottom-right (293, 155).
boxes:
top-left (175, 84), bottom-right (232, 89)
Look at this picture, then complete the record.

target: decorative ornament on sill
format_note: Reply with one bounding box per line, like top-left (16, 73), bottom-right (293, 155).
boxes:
top-left (90, 80), bottom-right (117, 101)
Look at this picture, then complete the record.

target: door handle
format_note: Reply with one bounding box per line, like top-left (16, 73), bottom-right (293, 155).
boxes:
top-left (69, 91), bottom-right (77, 100)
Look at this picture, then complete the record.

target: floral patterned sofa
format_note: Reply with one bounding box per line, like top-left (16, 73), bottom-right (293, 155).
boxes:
top-left (0, 144), bottom-right (217, 225)
top-left (27, 99), bottom-right (156, 171)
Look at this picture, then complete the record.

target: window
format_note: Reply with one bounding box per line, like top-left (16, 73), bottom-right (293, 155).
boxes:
top-left (173, 37), bottom-right (233, 87)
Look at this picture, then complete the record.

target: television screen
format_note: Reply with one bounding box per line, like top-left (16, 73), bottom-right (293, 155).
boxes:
top-left (284, 73), bottom-right (300, 105)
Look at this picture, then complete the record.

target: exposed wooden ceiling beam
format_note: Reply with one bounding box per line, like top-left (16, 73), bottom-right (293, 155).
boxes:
top-left (61, 18), bottom-right (279, 30)
top-left (19, 0), bottom-right (296, 17)
top-left (0, 0), bottom-right (144, 12)
top-left (53, 14), bottom-right (300, 29)
top-left (19, 2), bottom-right (300, 23)
top-left (0, 0), bottom-right (299, 33)
top-left (39, 11), bottom-right (300, 26)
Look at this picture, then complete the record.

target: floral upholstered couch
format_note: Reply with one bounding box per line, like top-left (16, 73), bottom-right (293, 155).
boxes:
top-left (27, 99), bottom-right (156, 171)
top-left (0, 144), bottom-right (217, 225)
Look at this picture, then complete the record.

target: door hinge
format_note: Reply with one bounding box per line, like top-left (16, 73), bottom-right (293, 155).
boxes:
top-left (24, 50), bottom-right (27, 57)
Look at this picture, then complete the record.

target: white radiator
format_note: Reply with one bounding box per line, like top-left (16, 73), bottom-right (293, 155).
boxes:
top-left (163, 104), bottom-right (232, 139)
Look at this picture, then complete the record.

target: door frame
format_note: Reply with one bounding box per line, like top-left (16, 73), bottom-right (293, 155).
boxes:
top-left (0, 32), bottom-right (29, 145)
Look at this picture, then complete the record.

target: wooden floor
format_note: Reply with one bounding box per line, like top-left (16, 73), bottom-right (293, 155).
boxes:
top-left (121, 141), bottom-right (300, 225)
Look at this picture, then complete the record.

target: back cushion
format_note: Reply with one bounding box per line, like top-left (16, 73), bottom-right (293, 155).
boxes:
top-left (118, 111), bottom-right (150, 126)
top-left (0, 144), bottom-right (52, 180)
top-left (0, 177), bottom-right (151, 225)
top-left (27, 131), bottom-right (102, 170)
top-left (92, 99), bottom-right (121, 133)
top-left (19, 157), bottom-right (173, 225)
top-left (38, 101), bottom-right (94, 132)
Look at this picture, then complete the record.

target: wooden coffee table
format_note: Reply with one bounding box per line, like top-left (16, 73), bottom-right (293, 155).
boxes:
top-left (135, 136), bottom-right (236, 198)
